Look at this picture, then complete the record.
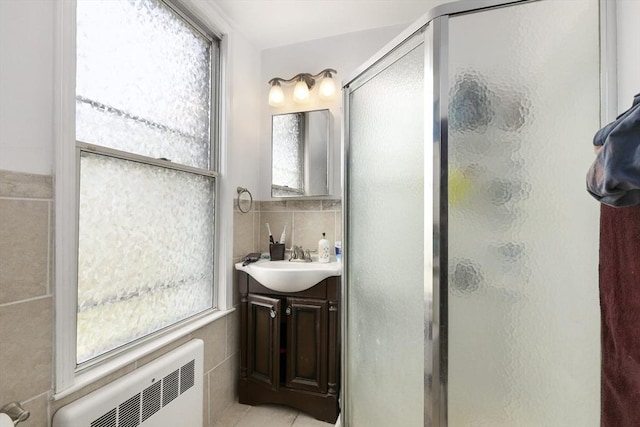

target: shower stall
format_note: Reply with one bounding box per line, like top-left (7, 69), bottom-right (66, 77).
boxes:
top-left (342, 0), bottom-right (614, 425)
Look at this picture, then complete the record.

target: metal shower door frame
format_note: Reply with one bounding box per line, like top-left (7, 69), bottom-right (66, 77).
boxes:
top-left (341, 0), bottom-right (616, 426)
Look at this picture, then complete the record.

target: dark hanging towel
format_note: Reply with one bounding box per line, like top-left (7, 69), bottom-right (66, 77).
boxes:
top-left (587, 93), bottom-right (640, 426)
top-left (599, 204), bottom-right (640, 426)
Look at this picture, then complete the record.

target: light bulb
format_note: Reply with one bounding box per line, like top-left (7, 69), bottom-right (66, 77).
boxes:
top-left (268, 83), bottom-right (284, 107)
top-left (293, 80), bottom-right (310, 103)
top-left (319, 75), bottom-right (336, 100)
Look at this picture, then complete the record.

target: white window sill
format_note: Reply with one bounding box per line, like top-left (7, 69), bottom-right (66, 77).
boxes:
top-left (53, 307), bottom-right (235, 400)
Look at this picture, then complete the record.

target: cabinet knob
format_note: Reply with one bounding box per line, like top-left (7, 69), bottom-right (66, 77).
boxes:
top-left (286, 306), bottom-right (292, 315)
top-left (270, 309), bottom-right (276, 319)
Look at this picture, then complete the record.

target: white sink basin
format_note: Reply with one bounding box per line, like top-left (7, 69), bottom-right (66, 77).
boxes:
top-left (235, 258), bottom-right (342, 292)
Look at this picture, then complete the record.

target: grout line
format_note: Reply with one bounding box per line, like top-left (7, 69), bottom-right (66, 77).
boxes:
top-left (204, 369), bottom-right (211, 427)
top-left (291, 212), bottom-right (296, 247)
top-left (209, 350), bottom-right (236, 372)
top-left (0, 195), bottom-right (53, 202)
top-left (223, 314), bottom-right (229, 359)
top-left (0, 294), bottom-right (52, 307)
top-left (291, 412), bottom-right (301, 426)
top-left (231, 402), bottom-right (251, 427)
top-left (47, 199), bottom-right (53, 296)
top-left (22, 390), bottom-right (51, 404)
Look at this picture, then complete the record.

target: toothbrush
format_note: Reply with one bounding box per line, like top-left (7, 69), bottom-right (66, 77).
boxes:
top-left (266, 223), bottom-right (275, 244)
top-left (279, 223), bottom-right (287, 245)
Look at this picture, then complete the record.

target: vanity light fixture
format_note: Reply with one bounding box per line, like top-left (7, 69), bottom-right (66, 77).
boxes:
top-left (268, 68), bottom-right (337, 107)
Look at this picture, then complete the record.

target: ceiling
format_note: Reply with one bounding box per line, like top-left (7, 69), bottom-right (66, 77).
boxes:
top-left (211, 0), bottom-right (439, 50)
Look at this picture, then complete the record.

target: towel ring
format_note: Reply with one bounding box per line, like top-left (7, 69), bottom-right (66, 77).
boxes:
top-left (236, 187), bottom-right (253, 213)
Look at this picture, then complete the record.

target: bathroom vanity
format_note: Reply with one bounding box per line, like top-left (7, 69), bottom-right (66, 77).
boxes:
top-left (236, 265), bottom-right (341, 423)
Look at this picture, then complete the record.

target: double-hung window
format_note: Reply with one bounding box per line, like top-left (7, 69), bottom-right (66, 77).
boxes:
top-left (74, 0), bottom-right (220, 365)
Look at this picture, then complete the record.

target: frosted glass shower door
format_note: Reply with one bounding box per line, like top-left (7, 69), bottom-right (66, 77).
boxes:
top-left (446, 1), bottom-right (601, 425)
top-left (345, 36), bottom-right (426, 427)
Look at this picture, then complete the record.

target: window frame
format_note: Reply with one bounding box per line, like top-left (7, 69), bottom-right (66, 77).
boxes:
top-left (54, 0), bottom-right (231, 397)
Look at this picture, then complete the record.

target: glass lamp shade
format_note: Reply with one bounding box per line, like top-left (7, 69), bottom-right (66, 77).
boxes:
top-left (319, 75), bottom-right (336, 100)
top-left (293, 80), bottom-right (310, 103)
top-left (269, 83), bottom-right (285, 107)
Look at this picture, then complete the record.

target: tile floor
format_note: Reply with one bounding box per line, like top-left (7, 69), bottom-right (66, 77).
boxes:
top-left (214, 401), bottom-right (337, 427)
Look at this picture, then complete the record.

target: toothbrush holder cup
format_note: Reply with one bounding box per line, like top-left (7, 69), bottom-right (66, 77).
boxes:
top-left (269, 243), bottom-right (285, 261)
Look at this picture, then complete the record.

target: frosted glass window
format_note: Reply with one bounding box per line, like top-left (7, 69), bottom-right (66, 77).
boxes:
top-left (272, 113), bottom-right (304, 196)
top-left (75, 0), bottom-right (219, 364)
top-left (77, 152), bottom-right (214, 363)
top-left (76, 0), bottom-right (213, 169)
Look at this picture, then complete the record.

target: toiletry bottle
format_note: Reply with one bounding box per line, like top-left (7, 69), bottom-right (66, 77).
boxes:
top-left (334, 240), bottom-right (342, 263)
top-left (318, 232), bottom-right (330, 263)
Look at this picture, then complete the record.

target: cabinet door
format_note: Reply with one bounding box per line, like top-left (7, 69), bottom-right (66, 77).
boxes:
top-left (285, 298), bottom-right (328, 393)
top-left (247, 294), bottom-right (281, 390)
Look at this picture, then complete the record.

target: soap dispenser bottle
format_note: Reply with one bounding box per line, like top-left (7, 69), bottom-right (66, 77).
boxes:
top-left (318, 232), bottom-right (330, 263)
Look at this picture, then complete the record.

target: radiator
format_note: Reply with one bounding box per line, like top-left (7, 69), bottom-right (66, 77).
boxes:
top-left (53, 339), bottom-right (204, 427)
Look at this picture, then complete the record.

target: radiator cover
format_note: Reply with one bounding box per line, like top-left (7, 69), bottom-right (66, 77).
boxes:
top-left (53, 339), bottom-right (204, 427)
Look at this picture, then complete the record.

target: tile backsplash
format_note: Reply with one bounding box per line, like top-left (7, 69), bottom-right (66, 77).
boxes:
top-left (0, 170), bottom-right (54, 422)
top-left (233, 199), bottom-right (342, 260)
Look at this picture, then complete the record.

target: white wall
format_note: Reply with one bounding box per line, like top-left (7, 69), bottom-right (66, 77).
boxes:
top-left (224, 32), bottom-right (262, 201)
top-left (616, 0), bottom-right (640, 114)
top-left (259, 25), bottom-right (405, 200)
top-left (0, 0), bottom-right (637, 181)
top-left (0, 0), bottom-right (54, 175)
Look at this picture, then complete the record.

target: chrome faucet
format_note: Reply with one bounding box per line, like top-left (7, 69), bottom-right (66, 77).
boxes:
top-left (289, 245), bottom-right (312, 262)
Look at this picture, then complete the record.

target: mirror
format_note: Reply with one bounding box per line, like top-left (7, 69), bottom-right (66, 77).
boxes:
top-left (272, 109), bottom-right (330, 197)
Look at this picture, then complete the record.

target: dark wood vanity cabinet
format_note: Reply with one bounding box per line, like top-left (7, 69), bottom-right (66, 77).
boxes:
top-left (238, 271), bottom-right (340, 423)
